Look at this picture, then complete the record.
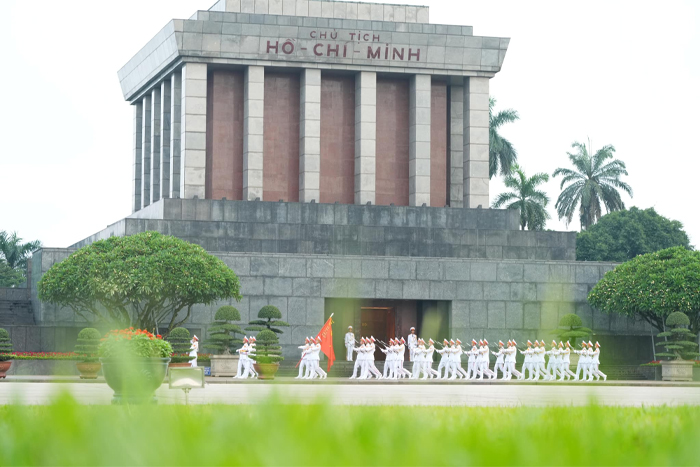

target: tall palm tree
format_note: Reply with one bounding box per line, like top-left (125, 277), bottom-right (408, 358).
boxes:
top-left (492, 165), bottom-right (550, 230)
top-left (0, 231), bottom-right (41, 270)
top-left (552, 140), bottom-right (633, 230)
top-left (489, 97), bottom-right (519, 178)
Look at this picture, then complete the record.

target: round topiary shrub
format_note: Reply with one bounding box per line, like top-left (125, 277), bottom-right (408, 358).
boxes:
top-left (215, 305), bottom-right (241, 322)
top-left (656, 312), bottom-right (700, 361)
top-left (666, 312), bottom-right (691, 327)
top-left (253, 329), bottom-right (284, 364)
top-left (552, 313), bottom-right (592, 347)
top-left (204, 305), bottom-right (244, 355)
top-left (75, 328), bottom-right (101, 362)
top-left (168, 327), bottom-right (195, 363)
top-left (246, 305), bottom-right (290, 335)
top-left (0, 328), bottom-right (13, 362)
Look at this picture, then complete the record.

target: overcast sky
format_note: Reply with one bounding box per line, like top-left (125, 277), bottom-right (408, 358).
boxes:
top-left (2, 0), bottom-right (699, 248)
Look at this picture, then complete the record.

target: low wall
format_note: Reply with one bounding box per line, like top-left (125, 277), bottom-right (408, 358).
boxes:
top-left (5, 360), bottom-right (85, 376)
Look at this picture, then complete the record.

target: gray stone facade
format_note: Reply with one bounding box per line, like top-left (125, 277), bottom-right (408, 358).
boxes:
top-left (71, 199), bottom-right (575, 262)
top-left (25, 247), bottom-right (650, 363)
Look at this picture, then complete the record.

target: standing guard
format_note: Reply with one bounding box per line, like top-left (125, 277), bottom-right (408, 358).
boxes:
top-left (344, 326), bottom-right (355, 361)
top-left (407, 327), bottom-right (418, 362)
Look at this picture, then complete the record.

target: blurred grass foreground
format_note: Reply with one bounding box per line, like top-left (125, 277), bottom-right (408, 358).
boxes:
top-left (1, 395), bottom-right (699, 466)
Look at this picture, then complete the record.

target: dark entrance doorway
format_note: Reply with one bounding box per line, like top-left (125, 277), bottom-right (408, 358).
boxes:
top-left (360, 306), bottom-right (395, 361)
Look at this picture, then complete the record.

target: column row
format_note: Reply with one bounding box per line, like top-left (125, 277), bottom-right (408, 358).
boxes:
top-left (131, 65), bottom-right (489, 211)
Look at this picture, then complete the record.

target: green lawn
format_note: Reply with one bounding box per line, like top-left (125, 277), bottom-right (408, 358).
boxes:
top-left (0, 394), bottom-right (698, 466)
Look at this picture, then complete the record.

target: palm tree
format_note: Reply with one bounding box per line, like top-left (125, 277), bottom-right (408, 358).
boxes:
top-left (489, 97), bottom-right (519, 178)
top-left (552, 140), bottom-right (633, 230)
top-left (492, 165), bottom-right (550, 230)
top-left (0, 231), bottom-right (41, 270)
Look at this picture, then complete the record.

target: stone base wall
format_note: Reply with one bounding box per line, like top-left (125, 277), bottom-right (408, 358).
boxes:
top-left (27, 248), bottom-right (651, 363)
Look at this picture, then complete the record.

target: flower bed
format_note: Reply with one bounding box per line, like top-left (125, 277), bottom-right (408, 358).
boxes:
top-left (197, 354), bottom-right (212, 365)
top-left (0, 352), bottom-right (79, 361)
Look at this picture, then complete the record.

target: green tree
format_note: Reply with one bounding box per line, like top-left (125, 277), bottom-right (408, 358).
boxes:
top-left (492, 165), bottom-right (550, 230)
top-left (551, 314), bottom-right (592, 347)
top-left (489, 97), bottom-right (520, 178)
top-left (74, 328), bottom-right (101, 363)
top-left (576, 207), bottom-right (692, 262)
top-left (167, 327), bottom-right (195, 364)
top-left (252, 329), bottom-right (283, 364)
top-left (246, 305), bottom-right (289, 335)
top-left (38, 232), bottom-right (242, 336)
top-left (655, 312), bottom-right (699, 361)
top-left (0, 231), bottom-right (41, 270)
top-left (204, 306), bottom-right (244, 355)
top-left (588, 247), bottom-right (700, 334)
top-left (0, 260), bottom-right (26, 288)
top-left (552, 140), bottom-right (633, 230)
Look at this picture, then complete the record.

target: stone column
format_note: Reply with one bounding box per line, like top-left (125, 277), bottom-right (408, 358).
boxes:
top-left (140, 94), bottom-right (151, 209)
top-left (449, 84), bottom-right (464, 207)
top-left (170, 71), bottom-right (182, 198)
top-left (354, 71), bottom-right (376, 205)
top-left (180, 63), bottom-right (207, 200)
top-left (132, 101), bottom-right (143, 212)
top-left (160, 79), bottom-right (172, 199)
top-left (463, 77), bottom-right (490, 208)
top-left (409, 74), bottom-right (431, 206)
top-left (150, 87), bottom-right (161, 205)
top-left (243, 65), bottom-right (265, 201)
top-left (299, 69), bottom-right (321, 203)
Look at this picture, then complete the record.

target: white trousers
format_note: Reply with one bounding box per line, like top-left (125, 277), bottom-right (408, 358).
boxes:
top-left (346, 345), bottom-right (354, 361)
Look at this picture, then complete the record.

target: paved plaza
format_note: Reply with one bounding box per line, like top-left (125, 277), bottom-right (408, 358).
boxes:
top-left (1, 378), bottom-right (699, 406)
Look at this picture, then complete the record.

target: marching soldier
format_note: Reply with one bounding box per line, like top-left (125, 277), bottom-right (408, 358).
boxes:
top-left (344, 326), bottom-right (355, 362)
top-left (589, 341), bottom-right (607, 381)
top-left (492, 341), bottom-right (506, 379)
top-left (436, 339), bottom-right (451, 379)
top-left (296, 337), bottom-right (311, 379)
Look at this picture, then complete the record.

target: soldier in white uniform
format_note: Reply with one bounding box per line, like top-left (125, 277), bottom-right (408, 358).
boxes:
top-left (466, 339), bottom-right (479, 379)
top-left (310, 336), bottom-right (327, 379)
top-left (407, 327), bottom-right (418, 362)
top-left (349, 338), bottom-right (366, 379)
top-left (247, 336), bottom-right (258, 378)
top-left (189, 335), bottom-right (199, 367)
top-left (520, 340), bottom-right (535, 380)
top-left (423, 338), bottom-right (437, 379)
top-left (381, 339), bottom-right (394, 379)
top-left (589, 341), bottom-right (607, 381)
top-left (451, 339), bottom-right (469, 380)
top-left (344, 326), bottom-right (355, 361)
top-left (573, 341), bottom-right (588, 381)
top-left (411, 338), bottom-right (426, 379)
top-left (436, 339), bottom-right (451, 379)
top-left (559, 341), bottom-right (575, 381)
top-left (505, 340), bottom-right (522, 380)
top-left (544, 340), bottom-right (559, 381)
top-left (365, 337), bottom-right (383, 379)
top-left (480, 339), bottom-right (496, 380)
top-left (492, 341), bottom-right (506, 379)
top-left (397, 337), bottom-right (411, 378)
top-left (296, 337), bottom-right (311, 379)
top-left (233, 337), bottom-right (250, 378)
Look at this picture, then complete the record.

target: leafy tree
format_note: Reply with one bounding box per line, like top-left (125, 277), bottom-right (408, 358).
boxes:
top-left (252, 329), bottom-right (283, 364)
top-left (0, 231), bottom-right (41, 270)
top-left (551, 313), bottom-right (592, 347)
top-left (0, 260), bottom-right (25, 288)
top-left (38, 232), bottom-right (242, 337)
top-left (0, 328), bottom-right (12, 361)
top-left (204, 306), bottom-right (244, 355)
top-left (553, 140), bottom-right (633, 230)
top-left (492, 165), bottom-right (550, 230)
top-left (167, 327), bottom-right (195, 364)
top-left (74, 328), bottom-right (101, 363)
top-left (489, 97), bottom-right (519, 178)
top-left (588, 247), bottom-right (700, 334)
top-left (576, 207), bottom-right (692, 262)
top-left (655, 312), bottom-right (699, 361)
top-left (246, 305), bottom-right (289, 335)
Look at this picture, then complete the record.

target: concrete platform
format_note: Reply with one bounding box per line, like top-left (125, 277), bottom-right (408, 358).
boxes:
top-left (2, 377), bottom-right (700, 406)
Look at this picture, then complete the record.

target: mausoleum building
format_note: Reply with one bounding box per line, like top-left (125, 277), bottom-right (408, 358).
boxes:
top-left (4, 0), bottom-right (652, 365)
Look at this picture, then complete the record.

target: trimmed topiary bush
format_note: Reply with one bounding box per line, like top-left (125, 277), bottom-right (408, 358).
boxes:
top-left (552, 313), bottom-right (592, 347)
top-left (204, 306), bottom-right (244, 355)
top-left (253, 329), bottom-right (283, 364)
top-left (246, 305), bottom-right (289, 335)
top-left (656, 312), bottom-right (700, 361)
top-left (0, 328), bottom-right (12, 361)
top-left (168, 327), bottom-right (195, 363)
top-left (75, 328), bottom-right (101, 363)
